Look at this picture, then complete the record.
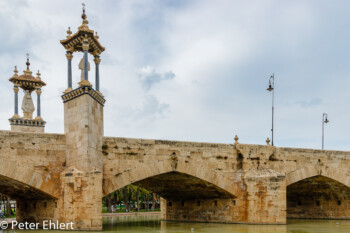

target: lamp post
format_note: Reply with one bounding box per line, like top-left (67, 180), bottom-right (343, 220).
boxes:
top-left (267, 74), bottom-right (275, 146)
top-left (322, 113), bottom-right (329, 150)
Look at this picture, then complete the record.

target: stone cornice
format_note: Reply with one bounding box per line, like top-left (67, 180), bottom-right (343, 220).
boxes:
top-left (61, 86), bottom-right (106, 106)
top-left (9, 118), bottom-right (46, 127)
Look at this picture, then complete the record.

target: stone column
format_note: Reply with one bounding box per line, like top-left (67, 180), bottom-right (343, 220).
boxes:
top-left (94, 55), bottom-right (101, 92)
top-left (36, 89), bottom-right (42, 119)
top-left (83, 39), bottom-right (89, 81)
top-left (66, 51), bottom-right (73, 92)
top-left (60, 88), bottom-right (104, 230)
top-left (13, 86), bottom-right (19, 118)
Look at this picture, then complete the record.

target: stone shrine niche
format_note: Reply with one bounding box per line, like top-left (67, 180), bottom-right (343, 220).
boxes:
top-left (8, 55), bottom-right (46, 132)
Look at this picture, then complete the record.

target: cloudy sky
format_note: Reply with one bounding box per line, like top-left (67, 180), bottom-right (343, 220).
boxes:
top-left (1, 0), bottom-right (350, 150)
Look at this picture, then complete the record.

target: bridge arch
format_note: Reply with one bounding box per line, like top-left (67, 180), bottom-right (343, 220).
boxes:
top-left (286, 165), bottom-right (350, 188)
top-left (286, 165), bottom-right (350, 219)
top-left (0, 159), bottom-right (58, 199)
top-left (0, 159), bottom-right (59, 224)
top-left (103, 158), bottom-right (239, 198)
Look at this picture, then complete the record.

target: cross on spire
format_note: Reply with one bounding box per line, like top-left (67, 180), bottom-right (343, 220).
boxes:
top-left (26, 53), bottom-right (30, 70)
top-left (82, 3), bottom-right (87, 20)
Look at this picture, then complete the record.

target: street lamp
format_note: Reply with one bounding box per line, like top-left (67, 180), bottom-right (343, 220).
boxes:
top-left (266, 73), bottom-right (275, 146)
top-left (322, 113), bottom-right (329, 150)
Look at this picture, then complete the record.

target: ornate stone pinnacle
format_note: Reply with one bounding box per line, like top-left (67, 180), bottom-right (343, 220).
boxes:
top-left (36, 70), bottom-right (41, 80)
top-left (66, 27), bottom-right (72, 38)
top-left (95, 32), bottom-right (99, 39)
top-left (26, 53), bottom-right (30, 70)
top-left (81, 3), bottom-right (88, 25)
top-left (14, 66), bottom-right (18, 77)
top-left (23, 55), bottom-right (33, 76)
top-left (266, 137), bottom-right (271, 146)
top-left (234, 135), bottom-right (239, 145)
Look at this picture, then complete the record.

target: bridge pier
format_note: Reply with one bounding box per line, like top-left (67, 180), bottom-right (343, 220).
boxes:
top-left (58, 168), bottom-right (102, 230)
top-left (59, 86), bottom-right (105, 230)
top-left (244, 169), bottom-right (286, 224)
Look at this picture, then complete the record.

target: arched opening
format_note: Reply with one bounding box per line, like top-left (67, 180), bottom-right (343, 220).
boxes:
top-left (287, 175), bottom-right (350, 219)
top-left (0, 174), bottom-right (56, 223)
top-left (104, 171), bottom-right (238, 223)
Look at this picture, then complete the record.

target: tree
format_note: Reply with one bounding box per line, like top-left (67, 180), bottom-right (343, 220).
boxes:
top-left (123, 186), bottom-right (129, 212)
top-left (136, 188), bottom-right (140, 212)
top-left (6, 197), bottom-right (12, 216)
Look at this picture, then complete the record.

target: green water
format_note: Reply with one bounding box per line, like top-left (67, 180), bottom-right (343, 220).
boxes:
top-left (3, 215), bottom-right (350, 232)
top-left (102, 215), bottom-right (350, 233)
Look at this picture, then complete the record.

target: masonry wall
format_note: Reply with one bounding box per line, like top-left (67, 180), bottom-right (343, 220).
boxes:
top-left (0, 130), bottom-right (66, 198)
top-left (0, 130), bottom-right (66, 225)
top-left (287, 197), bottom-right (350, 219)
top-left (161, 198), bottom-right (241, 223)
top-left (11, 125), bottom-right (44, 133)
top-left (17, 199), bottom-right (57, 226)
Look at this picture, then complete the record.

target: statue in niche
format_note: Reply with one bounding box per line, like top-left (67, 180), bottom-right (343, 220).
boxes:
top-left (171, 152), bottom-right (178, 171)
top-left (78, 56), bottom-right (90, 81)
top-left (21, 90), bottom-right (35, 119)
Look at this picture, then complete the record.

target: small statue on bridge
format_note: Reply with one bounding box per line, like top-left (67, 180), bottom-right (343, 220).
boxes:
top-left (79, 56), bottom-right (90, 82)
top-left (21, 90), bottom-right (35, 119)
top-left (171, 152), bottom-right (178, 171)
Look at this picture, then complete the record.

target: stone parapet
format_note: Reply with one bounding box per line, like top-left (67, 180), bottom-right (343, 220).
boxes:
top-left (61, 86), bottom-right (105, 106)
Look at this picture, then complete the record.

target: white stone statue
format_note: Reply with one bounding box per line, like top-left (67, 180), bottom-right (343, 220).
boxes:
top-left (22, 90), bottom-right (35, 119)
top-left (79, 56), bottom-right (90, 81)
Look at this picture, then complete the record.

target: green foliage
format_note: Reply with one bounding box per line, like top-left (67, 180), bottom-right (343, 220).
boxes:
top-left (102, 184), bottom-right (160, 213)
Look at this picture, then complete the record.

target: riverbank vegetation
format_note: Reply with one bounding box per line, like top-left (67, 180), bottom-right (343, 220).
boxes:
top-left (102, 185), bottom-right (160, 213)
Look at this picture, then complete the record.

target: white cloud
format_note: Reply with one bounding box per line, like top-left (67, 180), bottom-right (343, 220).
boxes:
top-left (138, 66), bottom-right (175, 90)
top-left (1, 0), bottom-right (350, 150)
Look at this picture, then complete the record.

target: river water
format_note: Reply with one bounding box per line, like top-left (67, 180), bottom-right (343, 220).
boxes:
top-left (3, 215), bottom-right (350, 232)
top-left (102, 214), bottom-right (350, 233)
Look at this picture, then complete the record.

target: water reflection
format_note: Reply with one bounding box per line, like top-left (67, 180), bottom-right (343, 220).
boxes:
top-left (103, 215), bottom-right (350, 233)
top-left (1, 215), bottom-right (350, 232)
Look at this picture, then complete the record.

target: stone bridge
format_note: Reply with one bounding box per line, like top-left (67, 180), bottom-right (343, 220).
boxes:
top-left (1, 128), bottom-right (350, 230)
top-left (1, 7), bottom-right (350, 230)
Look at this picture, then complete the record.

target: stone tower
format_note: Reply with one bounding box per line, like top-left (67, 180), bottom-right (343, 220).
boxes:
top-left (58, 4), bottom-right (106, 230)
top-left (8, 56), bottom-right (46, 132)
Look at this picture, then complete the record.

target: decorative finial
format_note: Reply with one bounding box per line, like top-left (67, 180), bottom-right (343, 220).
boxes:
top-left (14, 66), bottom-right (18, 77)
top-left (234, 135), bottom-right (239, 145)
top-left (26, 53), bottom-right (30, 70)
top-left (36, 70), bottom-right (41, 80)
top-left (95, 31), bottom-right (99, 39)
top-left (266, 137), bottom-right (271, 146)
top-left (67, 27), bottom-right (72, 37)
top-left (81, 3), bottom-right (88, 25)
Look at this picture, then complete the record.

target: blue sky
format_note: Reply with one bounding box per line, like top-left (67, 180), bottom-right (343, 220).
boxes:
top-left (1, 0), bottom-right (350, 150)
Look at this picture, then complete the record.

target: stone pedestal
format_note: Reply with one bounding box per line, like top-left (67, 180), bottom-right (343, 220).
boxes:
top-left (59, 86), bottom-right (105, 230)
top-left (9, 118), bottom-right (45, 133)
